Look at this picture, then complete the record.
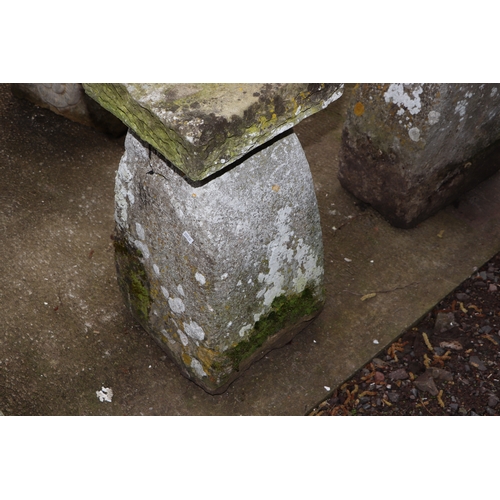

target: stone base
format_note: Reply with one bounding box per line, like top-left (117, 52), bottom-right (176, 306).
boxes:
top-left (114, 129), bottom-right (325, 393)
top-left (339, 84), bottom-right (500, 228)
top-left (11, 83), bottom-right (127, 137)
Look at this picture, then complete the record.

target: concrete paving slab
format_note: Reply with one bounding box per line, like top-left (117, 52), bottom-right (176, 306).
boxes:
top-left (1, 83), bottom-right (499, 415)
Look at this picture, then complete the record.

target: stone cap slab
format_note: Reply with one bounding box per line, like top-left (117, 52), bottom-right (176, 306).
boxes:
top-left (82, 83), bottom-right (343, 180)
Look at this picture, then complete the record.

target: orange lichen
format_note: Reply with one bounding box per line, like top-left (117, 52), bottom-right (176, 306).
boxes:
top-left (353, 101), bottom-right (365, 116)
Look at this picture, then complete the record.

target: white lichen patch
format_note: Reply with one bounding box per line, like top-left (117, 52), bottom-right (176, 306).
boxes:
top-left (161, 329), bottom-right (176, 344)
top-left (428, 110), bottom-right (441, 125)
top-left (184, 320), bottom-right (205, 341)
top-left (239, 324), bottom-right (252, 337)
top-left (455, 100), bottom-right (468, 119)
top-left (168, 297), bottom-right (185, 314)
top-left (408, 127), bottom-right (421, 142)
top-left (135, 240), bottom-right (150, 259)
top-left (115, 155), bottom-right (135, 227)
top-left (384, 84), bottom-right (423, 115)
top-left (195, 272), bottom-right (206, 285)
top-left (491, 87), bottom-right (498, 98)
top-left (153, 264), bottom-right (160, 276)
top-left (292, 239), bottom-right (323, 293)
top-left (177, 284), bottom-right (185, 297)
top-left (177, 329), bottom-right (189, 346)
top-left (135, 222), bottom-right (145, 240)
top-left (191, 358), bottom-right (207, 378)
top-left (256, 206), bottom-right (321, 307)
top-left (256, 206), bottom-right (294, 306)
top-left (161, 286), bottom-right (169, 299)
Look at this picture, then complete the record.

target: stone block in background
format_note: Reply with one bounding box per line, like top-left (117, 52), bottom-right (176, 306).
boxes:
top-left (11, 83), bottom-right (127, 137)
top-left (338, 84), bottom-right (500, 228)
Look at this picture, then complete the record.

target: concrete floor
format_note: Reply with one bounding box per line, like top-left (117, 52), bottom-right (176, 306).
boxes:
top-left (1, 83), bottom-right (500, 415)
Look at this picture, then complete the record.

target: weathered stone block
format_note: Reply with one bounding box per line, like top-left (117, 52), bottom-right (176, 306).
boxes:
top-left (114, 130), bottom-right (324, 393)
top-left (339, 84), bottom-right (500, 228)
top-left (11, 83), bottom-right (127, 137)
top-left (83, 83), bottom-right (343, 180)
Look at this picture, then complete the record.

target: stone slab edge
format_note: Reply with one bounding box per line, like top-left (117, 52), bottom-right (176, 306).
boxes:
top-left (82, 83), bottom-right (344, 181)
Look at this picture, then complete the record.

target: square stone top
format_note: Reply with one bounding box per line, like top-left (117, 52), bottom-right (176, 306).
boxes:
top-left (83, 83), bottom-right (343, 181)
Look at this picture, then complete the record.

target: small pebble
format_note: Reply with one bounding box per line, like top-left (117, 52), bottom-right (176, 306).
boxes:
top-left (372, 358), bottom-right (386, 368)
top-left (388, 368), bottom-right (409, 381)
top-left (488, 395), bottom-right (499, 408)
top-left (388, 392), bottom-right (400, 403)
top-left (434, 312), bottom-right (458, 333)
top-left (469, 355), bottom-right (487, 371)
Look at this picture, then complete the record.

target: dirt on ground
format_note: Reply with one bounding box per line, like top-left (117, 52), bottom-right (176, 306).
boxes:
top-left (310, 252), bottom-right (500, 416)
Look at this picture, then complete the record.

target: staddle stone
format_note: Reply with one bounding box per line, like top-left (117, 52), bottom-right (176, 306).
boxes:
top-left (339, 83), bottom-right (500, 228)
top-left (114, 130), bottom-right (325, 393)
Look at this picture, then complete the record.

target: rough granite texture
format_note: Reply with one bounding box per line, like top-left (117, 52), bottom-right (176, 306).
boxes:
top-left (83, 83), bottom-right (343, 180)
top-left (338, 83), bottom-right (500, 228)
top-left (114, 130), bottom-right (325, 393)
top-left (11, 83), bottom-right (127, 137)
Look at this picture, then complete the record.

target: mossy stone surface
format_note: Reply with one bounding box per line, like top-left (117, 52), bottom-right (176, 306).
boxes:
top-left (339, 83), bottom-right (500, 228)
top-left (113, 232), bottom-right (152, 327)
top-left (225, 287), bottom-right (324, 371)
top-left (83, 83), bottom-right (343, 181)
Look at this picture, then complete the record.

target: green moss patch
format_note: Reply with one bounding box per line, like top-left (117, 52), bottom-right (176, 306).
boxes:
top-left (114, 234), bottom-right (152, 326)
top-left (226, 287), bottom-right (323, 371)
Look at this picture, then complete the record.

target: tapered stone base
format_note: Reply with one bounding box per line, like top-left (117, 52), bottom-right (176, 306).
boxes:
top-left (114, 129), bottom-right (324, 393)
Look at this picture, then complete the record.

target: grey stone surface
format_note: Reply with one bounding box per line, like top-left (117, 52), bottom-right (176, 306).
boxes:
top-left (83, 83), bottom-right (343, 180)
top-left (113, 130), bottom-right (325, 394)
top-left (11, 83), bottom-right (126, 137)
top-left (338, 84), bottom-right (500, 228)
